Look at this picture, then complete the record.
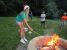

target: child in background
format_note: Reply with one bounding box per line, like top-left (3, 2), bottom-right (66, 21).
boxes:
top-left (61, 12), bottom-right (67, 26)
top-left (29, 11), bottom-right (33, 21)
top-left (40, 11), bottom-right (46, 26)
top-left (16, 5), bottom-right (33, 44)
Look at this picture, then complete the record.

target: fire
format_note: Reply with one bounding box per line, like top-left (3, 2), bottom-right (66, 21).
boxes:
top-left (36, 34), bottom-right (61, 50)
top-left (28, 33), bottom-right (67, 50)
top-left (47, 34), bottom-right (59, 46)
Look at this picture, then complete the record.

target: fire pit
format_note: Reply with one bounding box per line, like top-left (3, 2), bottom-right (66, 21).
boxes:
top-left (27, 34), bottom-right (67, 50)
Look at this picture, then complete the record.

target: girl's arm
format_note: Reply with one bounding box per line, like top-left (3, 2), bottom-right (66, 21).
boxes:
top-left (24, 19), bottom-right (33, 31)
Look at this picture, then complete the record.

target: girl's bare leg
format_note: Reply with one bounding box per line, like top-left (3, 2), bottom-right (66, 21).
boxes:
top-left (22, 21), bottom-right (28, 42)
top-left (17, 22), bottom-right (26, 43)
top-left (20, 22), bottom-right (25, 38)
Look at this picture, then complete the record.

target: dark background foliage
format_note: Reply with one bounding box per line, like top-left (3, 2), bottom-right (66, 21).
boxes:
top-left (0, 0), bottom-right (67, 18)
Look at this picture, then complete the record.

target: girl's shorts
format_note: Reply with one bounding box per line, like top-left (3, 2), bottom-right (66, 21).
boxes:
top-left (16, 21), bottom-right (22, 24)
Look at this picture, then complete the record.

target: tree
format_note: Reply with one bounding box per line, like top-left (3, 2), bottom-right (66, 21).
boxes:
top-left (0, 0), bottom-right (17, 16)
top-left (41, 0), bottom-right (47, 11)
top-left (26, 0), bottom-right (42, 15)
top-left (0, 0), bottom-right (67, 16)
top-left (55, 0), bottom-right (67, 12)
top-left (46, 1), bottom-right (60, 19)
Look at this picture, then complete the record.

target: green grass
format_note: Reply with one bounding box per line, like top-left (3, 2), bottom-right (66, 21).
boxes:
top-left (0, 17), bottom-right (67, 50)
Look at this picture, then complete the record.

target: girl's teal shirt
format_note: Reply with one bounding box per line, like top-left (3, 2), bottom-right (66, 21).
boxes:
top-left (16, 11), bottom-right (27, 22)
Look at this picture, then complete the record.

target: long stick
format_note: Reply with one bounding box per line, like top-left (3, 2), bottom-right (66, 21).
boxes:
top-left (33, 31), bottom-right (41, 36)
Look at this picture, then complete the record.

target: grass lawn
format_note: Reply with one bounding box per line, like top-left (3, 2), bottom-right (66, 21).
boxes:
top-left (0, 17), bottom-right (67, 50)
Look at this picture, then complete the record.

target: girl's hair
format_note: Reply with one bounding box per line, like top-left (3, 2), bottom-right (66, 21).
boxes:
top-left (24, 5), bottom-right (30, 10)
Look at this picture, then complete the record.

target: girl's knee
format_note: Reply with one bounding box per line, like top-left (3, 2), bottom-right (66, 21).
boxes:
top-left (18, 29), bottom-right (21, 33)
top-left (20, 28), bottom-right (25, 32)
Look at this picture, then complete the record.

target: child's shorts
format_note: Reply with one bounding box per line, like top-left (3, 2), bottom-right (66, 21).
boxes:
top-left (41, 21), bottom-right (45, 24)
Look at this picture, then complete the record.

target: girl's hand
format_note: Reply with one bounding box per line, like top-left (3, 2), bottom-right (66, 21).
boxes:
top-left (24, 19), bottom-right (33, 31)
top-left (30, 28), bottom-right (33, 31)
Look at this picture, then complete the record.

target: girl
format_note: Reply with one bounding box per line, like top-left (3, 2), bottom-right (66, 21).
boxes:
top-left (16, 5), bottom-right (33, 44)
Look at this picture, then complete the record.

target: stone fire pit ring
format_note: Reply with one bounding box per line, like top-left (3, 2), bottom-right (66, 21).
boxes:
top-left (27, 36), bottom-right (67, 50)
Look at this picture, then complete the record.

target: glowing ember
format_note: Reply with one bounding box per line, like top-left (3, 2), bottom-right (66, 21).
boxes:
top-left (47, 34), bottom-right (59, 46)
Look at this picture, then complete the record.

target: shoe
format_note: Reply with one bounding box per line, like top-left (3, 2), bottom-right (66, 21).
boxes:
top-left (20, 39), bottom-right (26, 44)
top-left (24, 37), bottom-right (28, 42)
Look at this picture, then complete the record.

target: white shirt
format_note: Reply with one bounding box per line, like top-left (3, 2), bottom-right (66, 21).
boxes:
top-left (40, 14), bottom-right (46, 21)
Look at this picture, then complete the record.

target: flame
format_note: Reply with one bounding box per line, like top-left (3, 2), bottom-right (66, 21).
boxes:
top-left (47, 34), bottom-right (59, 46)
top-left (36, 34), bottom-right (61, 50)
